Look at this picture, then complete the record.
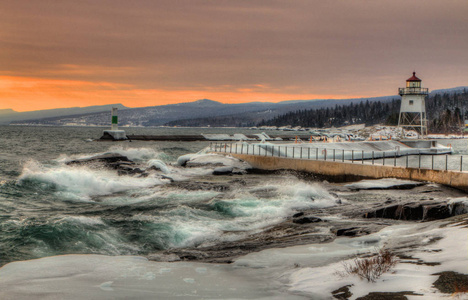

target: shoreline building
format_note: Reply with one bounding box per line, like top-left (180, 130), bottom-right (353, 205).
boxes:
top-left (398, 72), bottom-right (429, 138)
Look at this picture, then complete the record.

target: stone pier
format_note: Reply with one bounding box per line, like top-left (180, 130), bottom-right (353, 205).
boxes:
top-left (226, 154), bottom-right (468, 192)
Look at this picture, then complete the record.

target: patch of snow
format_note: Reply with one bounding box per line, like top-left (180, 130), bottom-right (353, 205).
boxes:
top-left (0, 255), bottom-right (304, 299)
top-left (345, 178), bottom-right (424, 190)
top-left (180, 153), bottom-right (252, 170)
top-left (287, 221), bottom-right (468, 299)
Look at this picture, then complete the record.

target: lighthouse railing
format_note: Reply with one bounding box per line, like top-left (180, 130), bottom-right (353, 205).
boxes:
top-left (398, 87), bottom-right (429, 95)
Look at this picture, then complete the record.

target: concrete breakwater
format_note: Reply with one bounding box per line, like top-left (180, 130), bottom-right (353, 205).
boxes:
top-left (225, 153), bottom-right (468, 192)
top-left (210, 140), bottom-right (468, 191)
top-left (99, 133), bottom-right (312, 141)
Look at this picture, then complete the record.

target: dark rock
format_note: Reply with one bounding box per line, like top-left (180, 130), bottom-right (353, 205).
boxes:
top-left (336, 227), bottom-right (370, 237)
top-left (356, 291), bottom-right (420, 300)
top-left (450, 202), bottom-right (468, 216)
top-left (332, 285), bottom-right (353, 299)
top-left (213, 166), bottom-right (234, 175)
top-left (170, 181), bottom-right (231, 192)
top-left (186, 162), bottom-right (225, 168)
top-left (293, 216), bottom-right (322, 224)
top-left (66, 153), bottom-right (131, 165)
top-left (292, 212), bottom-right (305, 218)
top-left (161, 175), bottom-right (175, 182)
top-left (423, 204), bottom-right (452, 220)
top-left (108, 161), bottom-right (134, 167)
top-left (364, 201), bottom-right (467, 221)
top-left (66, 153), bottom-right (148, 176)
top-left (117, 167), bottom-right (144, 176)
top-left (433, 271), bottom-right (468, 294)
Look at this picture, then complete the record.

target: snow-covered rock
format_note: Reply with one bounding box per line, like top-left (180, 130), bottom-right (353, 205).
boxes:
top-left (178, 153), bottom-right (251, 170)
top-left (345, 178), bottom-right (425, 190)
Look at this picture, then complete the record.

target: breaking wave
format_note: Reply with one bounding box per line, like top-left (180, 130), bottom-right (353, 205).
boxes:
top-left (5, 145), bottom-right (339, 265)
top-left (17, 160), bottom-right (164, 201)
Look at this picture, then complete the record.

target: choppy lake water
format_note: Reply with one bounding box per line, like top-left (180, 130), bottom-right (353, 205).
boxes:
top-left (0, 126), bottom-right (342, 266)
top-left (1, 125), bottom-right (468, 299)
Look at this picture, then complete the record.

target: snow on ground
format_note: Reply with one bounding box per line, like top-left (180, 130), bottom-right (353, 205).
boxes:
top-left (0, 255), bottom-right (303, 300)
top-left (1, 218), bottom-right (467, 299)
top-left (286, 220), bottom-right (468, 299)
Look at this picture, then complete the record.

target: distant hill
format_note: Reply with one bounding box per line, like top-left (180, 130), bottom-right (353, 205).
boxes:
top-left (0, 104), bottom-right (128, 125)
top-left (0, 109), bottom-right (17, 116)
top-left (10, 97), bottom-right (396, 127)
top-left (4, 86), bottom-right (467, 127)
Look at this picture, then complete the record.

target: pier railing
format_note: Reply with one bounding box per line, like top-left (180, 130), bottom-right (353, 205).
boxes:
top-left (210, 142), bottom-right (467, 172)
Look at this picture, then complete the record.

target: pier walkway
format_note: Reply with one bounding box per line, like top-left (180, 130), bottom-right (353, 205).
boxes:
top-left (210, 141), bottom-right (468, 192)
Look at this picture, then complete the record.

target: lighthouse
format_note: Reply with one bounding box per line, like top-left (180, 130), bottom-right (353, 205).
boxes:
top-left (398, 72), bottom-right (429, 138)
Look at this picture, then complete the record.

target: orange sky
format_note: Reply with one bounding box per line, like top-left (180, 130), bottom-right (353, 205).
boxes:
top-left (0, 76), bottom-right (358, 112)
top-left (1, 1), bottom-right (467, 112)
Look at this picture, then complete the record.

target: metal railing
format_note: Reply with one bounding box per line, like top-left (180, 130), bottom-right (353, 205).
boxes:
top-left (210, 142), bottom-right (466, 172)
top-left (398, 87), bottom-right (429, 95)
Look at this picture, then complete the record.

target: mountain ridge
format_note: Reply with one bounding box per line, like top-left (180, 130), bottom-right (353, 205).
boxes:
top-left (3, 86), bottom-right (466, 126)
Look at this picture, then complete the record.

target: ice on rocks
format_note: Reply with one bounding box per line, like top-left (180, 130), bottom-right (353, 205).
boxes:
top-left (345, 178), bottom-right (424, 190)
top-left (177, 153), bottom-right (251, 170)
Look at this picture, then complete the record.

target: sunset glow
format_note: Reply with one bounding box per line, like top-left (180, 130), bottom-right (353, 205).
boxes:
top-left (1, 0), bottom-right (467, 112)
top-left (0, 76), bottom-right (358, 112)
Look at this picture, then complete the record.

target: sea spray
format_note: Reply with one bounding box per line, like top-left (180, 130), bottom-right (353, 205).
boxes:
top-left (17, 160), bottom-right (164, 201)
top-left (3, 129), bottom-right (339, 267)
top-left (108, 145), bottom-right (160, 161)
top-left (113, 179), bottom-right (341, 249)
top-left (147, 159), bottom-right (171, 174)
top-left (54, 146), bottom-right (162, 164)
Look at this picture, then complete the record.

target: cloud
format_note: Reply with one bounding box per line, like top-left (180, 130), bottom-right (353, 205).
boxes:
top-left (0, 0), bottom-right (467, 110)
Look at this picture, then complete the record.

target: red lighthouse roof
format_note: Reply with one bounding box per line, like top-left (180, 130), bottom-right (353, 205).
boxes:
top-left (407, 72), bottom-right (421, 82)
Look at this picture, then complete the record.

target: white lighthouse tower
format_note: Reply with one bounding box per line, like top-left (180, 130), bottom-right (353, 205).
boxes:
top-left (398, 72), bottom-right (429, 138)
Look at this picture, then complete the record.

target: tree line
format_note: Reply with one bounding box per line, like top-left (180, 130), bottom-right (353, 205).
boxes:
top-left (258, 90), bottom-right (468, 133)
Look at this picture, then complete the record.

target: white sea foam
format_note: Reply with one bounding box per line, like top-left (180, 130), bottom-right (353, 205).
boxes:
top-left (18, 160), bottom-right (164, 201)
top-left (60, 216), bottom-right (106, 226)
top-left (108, 146), bottom-right (159, 161)
top-left (126, 179), bottom-right (338, 249)
top-left (147, 159), bottom-right (171, 174)
top-left (55, 147), bottom-right (161, 164)
top-left (99, 186), bottom-right (217, 207)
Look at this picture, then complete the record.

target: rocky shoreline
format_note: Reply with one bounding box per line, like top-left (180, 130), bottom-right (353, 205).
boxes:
top-left (150, 174), bottom-right (467, 263)
top-left (65, 152), bottom-right (468, 299)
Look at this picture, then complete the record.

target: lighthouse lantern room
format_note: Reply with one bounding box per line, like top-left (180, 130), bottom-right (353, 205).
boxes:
top-left (398, 72), bottom-right (429, 138)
